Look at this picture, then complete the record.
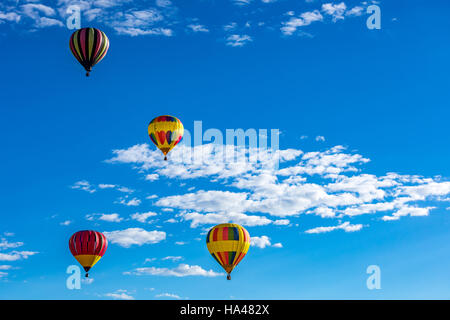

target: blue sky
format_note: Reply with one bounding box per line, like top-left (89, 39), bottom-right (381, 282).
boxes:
top-left (1, 0), bottom-right (450, 300)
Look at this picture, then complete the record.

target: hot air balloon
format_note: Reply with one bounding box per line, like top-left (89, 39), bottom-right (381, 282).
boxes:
top-left (206, 223), bottom-right (250, 280)
top-left (69, 230), bottom-right (108, 277)
top-left (69, 27), bottom-right (109, 77)
top-left (148, 115), bottom-right (184, 161)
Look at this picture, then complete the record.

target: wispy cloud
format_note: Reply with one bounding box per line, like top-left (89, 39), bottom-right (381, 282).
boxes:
top-left (0, 238), bottom-right (23, 250)
top-left (315, 135), bottom-right (325, 142)
top-left (305, 221), bottom-right (363, 234)
top-left (130, 211), bottom-right (158, 223)
top-left (0, 251), bottom-right (38, 261)
top-left (281, 10), bottom-right (323, 35)
top-left (116, 196), bottom-right (141, 206)
top-left (104, 289), bottom-right (135, 300)
top-left (251, 235), bottom-right (282, 248)
top-left (60, 220), bottom-right (72, 226)
top-left (155, 292), bottom-right (182, 299)
top-left (124, 264), bottom-right (223, 277)
top-left (70, 180), bottom-right (96, 193)
top-left (162, 256), bottom-right (183, 262)
top-left (321, 2), bottom-right (347, 22)
top-left (106, 142), bottom-right (450, 233)
top-left (226, 34), bottom-right (252, 47)
top-left (86, 213), bottom-right (124, 223)
top-left (187, 24), bottom-right (209, 33)
top-left (103, 228), bottom-right (166, 248)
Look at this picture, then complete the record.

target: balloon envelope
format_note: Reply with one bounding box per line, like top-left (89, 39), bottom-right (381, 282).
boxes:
top-left (206, 223), bottom-right (250, 279)
top-left (148, 115), bottom-right (184, 160)
top-left (69, 230), bottom-right (108, 276)
top-left (69, 27), bottom-right (109, 76)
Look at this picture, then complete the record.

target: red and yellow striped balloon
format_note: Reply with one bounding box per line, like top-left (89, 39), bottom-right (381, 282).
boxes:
top-left (148, 115), bottom-right (184, 161)
top-left (69, 27), bottom-right (109, 76)
top-left (206, 223), bottom-right (250, 280)
top-left (69, 230), bottom-right (108, 277)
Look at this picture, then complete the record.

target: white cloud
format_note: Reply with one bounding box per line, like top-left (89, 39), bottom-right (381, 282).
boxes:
top-left (82, 278), bottom-right (94, 285)
top-left (105, 290), bottom-right (135, 300)
top-left (162, 256), bottom-right (183, 262)
top-left (60, 220), bottom-right (72, 226)
top-left (22, 4), bottom-right (56, 18)
top-left (106, 142), bottom-right (450, 230)
top-left (311, 207), bottom-right (336, 218)
top-left (226, 34), bottom-right (252, 47)
top-left (181, 211), bottom-right (273, 228)
top-left (0, 251), bottom-right (38, 261)
top-left (305, 221), bottom-right (363, 234)
top-left (0, 12), bottom-right (21, 23)
top-left (396, 182), bottom-right (450, 201)
top-left (86, 213), bottom-right (123, 222)
top-left (125, 264), bottom-right (223, 277)
top-left (273, 219), bottom-right (290, 225)
top-left (117, 197), bottom-right (142, 206)
top-left (232, 0), bottom-right (252, 6)
top-left (322, 2), bottom-right (347, 22)
top-left (187, 24), bottom-right (209, 33)
top-left (315, 135), bottom-right (325, 142)
top-left (0, 265), bottom-right (13, 270)
top-left (251, 235), bottom-right (282, 248)
top-left (104, 228), bottom-right (166, 248)
top-left (99, 213), bottom-right (124, 222)
top-left (251, 236), bottom-right (271, 248)
top-left (223, 22), bottom-right (237, 31)
top-left (281, 10), bottom-right (323, 35)
top-left (156, 0), bottom-right (172, 7)
top-left (98, 184), bottom-right (117, 189)
top-left (114, 26), bottom-right (173, 37)
top-left (157, 190), bottom-right (248, 214)
top-left (145, 174), bottom-right (159, 181)
top-left (131, 211), bottom-right (157, 223)
top-left (0, 238), bottom-right (23, 250)
top-left (71, 180), bottom-right (96, 193)
top-left (382, 206), bottom-right (434, 221)
top-left (35, 17), bottom-right (63, 28)
top-left (155, 293), bottom-right (181, 299)
top-left (346, 6), bottom-right (364, 17)
top-left (117, 186), bottom-right (134, 193)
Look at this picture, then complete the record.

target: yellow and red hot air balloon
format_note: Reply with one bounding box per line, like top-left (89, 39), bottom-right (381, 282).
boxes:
top-left (69, 230), bottom-right (108, 277)
top-left (148, 115), bottom-right (184, 161)
top-left (206, 223), bottom-right (250, 280)
top-left (69, 27), bottom-right (109, 77)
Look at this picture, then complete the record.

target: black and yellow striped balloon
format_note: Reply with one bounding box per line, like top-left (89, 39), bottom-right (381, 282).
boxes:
top-left (69, 28), bottom-right (109, 76)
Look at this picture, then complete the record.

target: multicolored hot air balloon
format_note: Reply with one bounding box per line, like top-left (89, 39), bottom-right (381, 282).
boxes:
top-left (206, 223), bottom-right (250, 280)
top-left (148, 115), bottom-right (184, 161)
top-left (69, 230), bottom-right (108, 277)
top-left (69, 27), bottom-right (109, 77)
